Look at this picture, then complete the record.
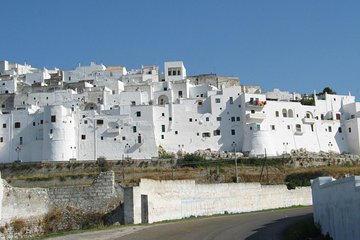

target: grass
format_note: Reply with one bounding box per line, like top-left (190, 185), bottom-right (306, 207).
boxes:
top-left (283, 216), bottom-right (333, 240)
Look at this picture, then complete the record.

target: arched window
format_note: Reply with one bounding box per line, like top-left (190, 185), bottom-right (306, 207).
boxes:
top-left (282, 109), bottom-right (287, 118)
top-left (288, 109), bottom-right (294, 118)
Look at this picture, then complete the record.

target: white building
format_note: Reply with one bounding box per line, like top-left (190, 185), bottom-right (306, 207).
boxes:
top-left (0, 59), bottom-right (359, 162)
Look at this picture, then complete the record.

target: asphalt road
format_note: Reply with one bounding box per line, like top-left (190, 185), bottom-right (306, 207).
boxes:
top-left (49, 207), bottom-right (312, 240)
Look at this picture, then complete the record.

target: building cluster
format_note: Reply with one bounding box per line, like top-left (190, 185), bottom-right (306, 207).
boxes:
top-left (0, 60), bottom-right (359, 162)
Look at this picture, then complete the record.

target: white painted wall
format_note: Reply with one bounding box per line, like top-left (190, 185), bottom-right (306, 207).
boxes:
top-left (312, 176), bottom-right (360, 240)
top-left (124, 179), bottom-right (312, 224)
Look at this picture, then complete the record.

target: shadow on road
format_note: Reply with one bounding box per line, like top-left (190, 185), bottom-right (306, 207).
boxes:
top-left (245, 213), bottom-right (313, 240)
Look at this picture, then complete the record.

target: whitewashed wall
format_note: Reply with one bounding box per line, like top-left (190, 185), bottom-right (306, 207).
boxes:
top-left (312, 176), bottom-right (360, 240)
top-left (124, 179), bottom-right (312, 224)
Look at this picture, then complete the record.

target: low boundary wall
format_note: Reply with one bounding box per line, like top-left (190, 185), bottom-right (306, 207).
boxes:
top-left (124, 179), bottom-right (312, 224)
top-left (312, 176), bottom-right (360, 240)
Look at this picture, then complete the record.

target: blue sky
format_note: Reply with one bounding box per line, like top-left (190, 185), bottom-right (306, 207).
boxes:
top-left (1, 0), bottom-right (360, 97)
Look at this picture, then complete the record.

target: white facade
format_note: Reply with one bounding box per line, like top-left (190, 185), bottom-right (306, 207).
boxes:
top-left (0, 59), bottom-right (359, 162)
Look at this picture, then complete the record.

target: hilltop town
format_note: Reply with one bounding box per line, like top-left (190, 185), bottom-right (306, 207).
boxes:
top-left (0, 60), bottom-right (359, 163)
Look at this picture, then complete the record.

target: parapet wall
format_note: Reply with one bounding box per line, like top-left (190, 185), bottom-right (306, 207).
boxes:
top-left (312, 176), bottom-right (360, 240)
top-left (124, 179), bottom-right (312, 224)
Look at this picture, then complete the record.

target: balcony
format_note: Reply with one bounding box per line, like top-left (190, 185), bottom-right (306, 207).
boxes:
top-left (246, 100), bottom-right (267, 109)
top-left (302, 117), bottom-right (316, 124)
top-left (246, 113), bottom-right (266, 123)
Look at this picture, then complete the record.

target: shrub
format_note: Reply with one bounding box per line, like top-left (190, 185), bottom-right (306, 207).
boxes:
top-left (11, 219), bottom-right (27, 232)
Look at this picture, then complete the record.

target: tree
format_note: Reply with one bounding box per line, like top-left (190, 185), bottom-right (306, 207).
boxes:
top-left (322, 87), bottom-right (336, 95)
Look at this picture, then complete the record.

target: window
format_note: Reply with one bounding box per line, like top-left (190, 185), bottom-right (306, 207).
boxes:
top-left (2, 123), bottom-right (6, 128)
top-left (161, 135), bottom-right (164, 139)
top-left (275, 111), bottom-right (279, 117)
top-left (231, 117), bottom-right (235, 122)
top-left (136, 111), bottom-right (141, 117)
top-left (169, 117), bottom-right (172, 121)
top-left (282, 109), bottom-right (287, 118)
top-left (257, 125), bottom-right (261, 131)
top-left (336, 113), bottom-right (341, 120)
top-left (97, 119), bottom-right (104, 125)
top-left (251, 110), bottom-right (255, 114)
top-left (217, 117), bottom-right (222, 121)
top-left (321, 114), bottom-right (325, 120)
top-left (175, 131), bottom-right (178, 135)
top-left (101, 136), bottom-right (104, 140)
top-left (229, 97), bottom-right (233, 104)
top-left (311, 125), bottom-right (314, 132)
top-left (84, 120), bottom-right (88, 124)
top-left (231, 129), bottom-right (236, 135)
top-left (40, 120), bottom-right (43, 124)
top-left (236, 117), bottom-right (240, 121)
top-left (328, 126), bottom-right (332, 132)
top-left (287, 125), bottom-right (291, 130)
top-left (338, 127), bottom-right (342, 133)
top-left (0, 137), bottom-right (2, 143)
top-left (178, 91), bottom-right (183, 98)
top-left (15, 122), bottom-right (21, 128)
top-left (133, 126), bottom-right (137, 133)
top-left (68, 77), bottom-right (71, 81)
top-left (81, 135), bottom-right (86, 140)
top-left (206, 117), bottom-right (209, 122)
top-left (213, 129), bottom-right (221, 136)
top-left (50, 129), bottom-right (53, 134)
top-left (215, 98), bottom-right (221, 103)
top-left (271, 125), bottom-right (275, 130)
top-left (189, 118), bottom-right (193, 122)
top-left (161, 125), bottom-right (165, 132)
top-left (32, 122), bottom-right (35, 127)
top-left (138, 134), bottom-right (142, 143)
top-left (114, 138), bottom-right (117, 141)
top-left (19, 137), bottom-right (23, 145)
top-left (168, 70), bottom-right (172, 76)
top-left (296, 124), bottom-right (302, 132)
top-left (349, 128), bottom-right (352, 133)
top-left (202, 132), bottom-right (211, 137)
top-left (122, 136), bottom-right (126, 140)
top-left (288, 109), bottom-right (294, 118)
top-left (51, 115), bottom-right (56, 123)
top-left (250, 127), bottom-right (253, 130)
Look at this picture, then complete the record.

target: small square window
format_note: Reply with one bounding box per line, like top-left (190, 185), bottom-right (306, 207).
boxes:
top-left (287, 125), bottom-right (291, 130)
top-left (271, 125), bottom-right (275, 130)
top-left (84, 120), bottom-right (88, 124)
top-left (122, 136), bottom-right (126, 140)
top-left (133, 126), bottom-right (137, 133)
top-left (81, 135), bottom-right (86, 140)
top-left (2, 123), bottom-right (6, 128)
top-left (236, 117), bottom-right (240, 121)
top-left (349, 128), bottom-right (352, 133)
top-left (231, 117), bottom-right (235, 122)
top-left (206, 117), bottom-right (209, 122)
top-left (215, 98), bottom-right (221, 103)
top-left (217, 117), bottom-right (221, 121)
top-left (32, 122), bottom-right (35, 126)
top-left (175, 131), bottom-right (178, 135)
top-left (40, 120), bottom-right (43, 124)
top-left (169, 117), bottom-right (172, 121)
top-left (161, 113), bottom-right (165, 117)
top-left (15, 122), bottom-right (21, 128)
top-left (114, 138), bottom-right (117, 141)
top-left (136, 111), bottom-right (141, 117)
top-left (161, 135), bottom-right (164, 139)
top-left (51, 115), bottom-right (56, 123)
top-left (189, 118), bottom-right (193, 122)
top-left (231, 129), bottom-right (236, 135)
top-left (338, 127), bottom-right (342, 133)
top-left (328, 126), bottom-right (332, 132)
top-left (97, 119), bottom-right (104, 125)
top-left (101, 136), bottom-right (104, 140)
top-left (50, 129), bottom-right (53, 134)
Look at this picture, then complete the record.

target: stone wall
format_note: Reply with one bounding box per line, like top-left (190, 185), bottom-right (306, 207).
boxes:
top-left (312, 176), bottom-right (360, 240)
top-left (0, 171), bottom-right (122, 225)
top-left (124, 179), bottom-right (312, 224)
